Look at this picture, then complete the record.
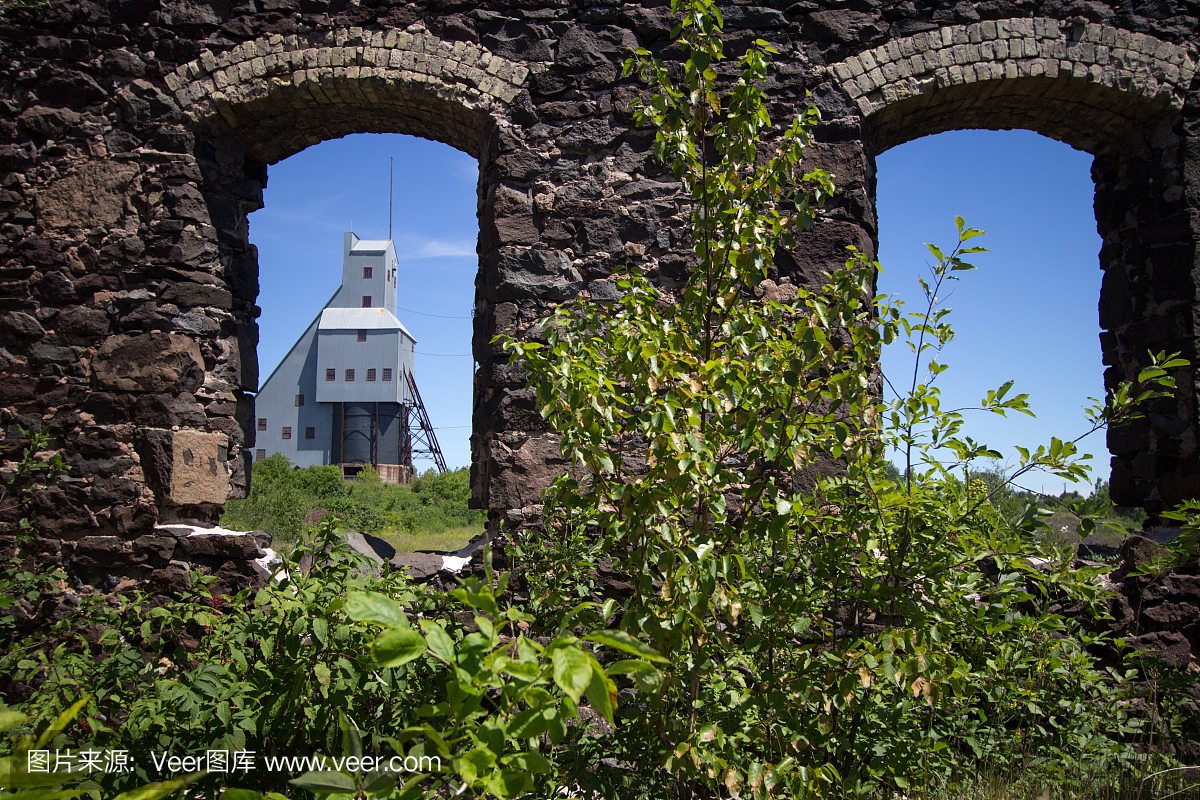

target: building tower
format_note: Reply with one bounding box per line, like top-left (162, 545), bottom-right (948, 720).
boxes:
top-left (252, 232), bottom-right (447, 482)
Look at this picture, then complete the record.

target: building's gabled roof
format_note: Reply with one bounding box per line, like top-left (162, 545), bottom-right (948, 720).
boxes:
top-left (318, 307), bottom-right (416, 341)
top-left (350, 239), bottom-right (391, 254)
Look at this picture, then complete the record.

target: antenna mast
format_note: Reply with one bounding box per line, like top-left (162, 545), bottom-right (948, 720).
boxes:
top-left (389, 157), bottom-right (393, 240)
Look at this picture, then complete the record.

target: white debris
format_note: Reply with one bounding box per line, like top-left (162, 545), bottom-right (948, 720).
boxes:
top-left (256, 547), bottom-right (287, 582)
top-left (441, 555), bottom-right (471, 573)
top-left (154, 523), bottom-right (254, 538)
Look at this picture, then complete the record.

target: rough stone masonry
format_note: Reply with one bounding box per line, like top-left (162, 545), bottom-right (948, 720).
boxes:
top-left (0, 0), bottom-right (1197, 566)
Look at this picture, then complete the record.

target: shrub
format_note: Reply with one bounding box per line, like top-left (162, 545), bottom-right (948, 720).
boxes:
top-left (220, 459), bottom-right (483, 542)
top-left (499, 1), bottom-right (1190, 795)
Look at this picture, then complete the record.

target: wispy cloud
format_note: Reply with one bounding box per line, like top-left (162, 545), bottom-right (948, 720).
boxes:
top-left (451, 157), bottom-right (479, 185)
top-left (395, 237), bottom-right (476, 260)
top-left (250, 193), bottom-right (358, 241)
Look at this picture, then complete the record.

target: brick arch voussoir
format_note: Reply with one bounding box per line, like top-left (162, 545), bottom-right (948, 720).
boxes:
top-left (827, 18), bottom-right (1198, 154)
top-left (166, 27), bottom-right (530, 163)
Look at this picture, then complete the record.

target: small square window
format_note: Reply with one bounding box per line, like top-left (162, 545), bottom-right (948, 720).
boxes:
top-left (281, 427), bottom-right (292, 440)
top-left (382, 368), bottom-right (392, 381)
top-left (305, 427), bottom-right (315, 440)
top-left (326, 369), bottom-right (335, 381)
top-left (362, 295), bottom-right (372, 308)
top-left (367, 368), bottom-right (376, 381)
top-left (295, 394), bottom-right (304, 407)
top-left (345, 369), bottom-right (355, 381)
top-left (363, 266), bottom-right (373, 279)
top-left (357, 329), bottom-right (367, 342)
top-left (256, 449), bottom-right (265, 460)
top-left (257, 418), bottom-right (266, 431)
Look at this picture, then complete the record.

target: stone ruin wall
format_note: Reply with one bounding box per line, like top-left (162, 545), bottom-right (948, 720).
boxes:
top-left (0, 0), bottom-right (1197, 589)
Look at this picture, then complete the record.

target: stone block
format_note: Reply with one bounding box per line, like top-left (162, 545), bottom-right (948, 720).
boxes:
top-left (178, 532), bottom-right (261, 560)
top-left (73, 535), bottom-right (139, 568)
top-left (132, 534), bottom-right (177, 566)
top-left (92, 333), bottom-right (205, 393)
top-left (169, 430), bottom-right (231, 506)
top-left (1143, 574), bottom-right (1200, 604)
top-left (1142, 601), bottom-right (1200, 626)
top-left (55, 306), bottom-right (109, 337)
top-left (36, 161), bottom-right (138, 230)
top-left (485, 247), bottom-right (582, 302)
top-left (1124, 630), bottom-right (1193, 670)
top-left (148, 564), bottom-right (191, 595)
top-left (389, 551), bottom-right (445, 581)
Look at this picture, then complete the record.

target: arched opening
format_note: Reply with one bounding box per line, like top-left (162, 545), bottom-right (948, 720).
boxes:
top-left (876, 128), bottom-right (1105, 495)
top-left (168, 26), bottom-right (539, 525)
top-left (217, 131), bottom-right (481, 545)
top-left (247, 134), bottom-right (472, 479)
top-left (824, 19), bottom-right (1197, 512)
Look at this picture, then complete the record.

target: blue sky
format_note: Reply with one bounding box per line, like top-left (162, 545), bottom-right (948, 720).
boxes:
top-left (249, 128), bottom-right (1105, 490)
top-left (876, 129), bottom-right (1102, 494)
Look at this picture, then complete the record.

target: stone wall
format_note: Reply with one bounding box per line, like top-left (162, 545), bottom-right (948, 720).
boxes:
top-left (3, 523), bottom-right (279, 601)
top-left (0, 0), bottom-right (1198, 562)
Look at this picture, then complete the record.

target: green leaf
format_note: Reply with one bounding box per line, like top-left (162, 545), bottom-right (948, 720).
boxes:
top-left (36, 697), bottom-right (89, 749)
top-left (583, 630), bottom-right (669, 663)
top-left (289, 771), bottom-right (357, 794)
top-left (507, 706), bottom-right (555, 740)
top-left (606, 659), bottom-right (664, 693)
top-left (221, 791), bottom-right (264, 800)
top-left (0, 757), bottom-right (74, 790)
top-left (339, 710), bottom-right (363, 759)
top-left (551, 646), bottom-right (593, 704)
top-left (504, 753), bottom-right (552, 774)
top-left (313, 662), bottom-right (331, 688)
top-left (0, 711), bottom-right (28, 732)
top-left (372, 628), bottom-right (428, 668)
top-left (312, 617), bottom-right (329, 647)
top-left (345, 592), bottom-right (411, 628)
top-left (419, 622), bottom-right (456, 664)
top-left (2, 791), bottom-right (83, 800)
top-left (481, 770), bottom-right (533, 799)
top-left (584, 663), bottom-right (617, 724)
top-left (362, 771), bottom-right (396, 793)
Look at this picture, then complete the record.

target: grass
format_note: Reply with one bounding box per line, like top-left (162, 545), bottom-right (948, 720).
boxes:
top-left (376, 524), bottom-right (483, 554)
top-left (271, 524), bottom-right (483, 560)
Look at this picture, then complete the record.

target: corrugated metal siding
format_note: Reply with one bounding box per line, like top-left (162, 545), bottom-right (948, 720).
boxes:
top-left (314, 329), bottom-right (413, 404)
top-left (318, 307), bottom-right (416, 339)
top-left (336, 232), bottom-right (398, 314)
top-left (254, 315), bottom-right (334, 467)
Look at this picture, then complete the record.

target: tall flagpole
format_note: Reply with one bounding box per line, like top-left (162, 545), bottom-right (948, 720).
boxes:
top-left (389, 157), bottom-right (393, 240)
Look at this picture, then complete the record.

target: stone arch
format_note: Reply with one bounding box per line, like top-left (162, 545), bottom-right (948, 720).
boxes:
top-left (177, 26), bottom-right (539, 522)
top-left (817, 19), bottom-right (1200, 511)
top-left (168, 27), bottom-right (529, 163)
top-left (826, 18), bottom-right (1196, 154)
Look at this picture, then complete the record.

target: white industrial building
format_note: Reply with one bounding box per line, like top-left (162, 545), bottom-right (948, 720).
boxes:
top-left (253, 232), bottom-right (445, 482)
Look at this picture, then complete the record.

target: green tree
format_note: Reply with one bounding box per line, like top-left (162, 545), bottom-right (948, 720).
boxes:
top-left (504, 0), bottom-right (1185, 796)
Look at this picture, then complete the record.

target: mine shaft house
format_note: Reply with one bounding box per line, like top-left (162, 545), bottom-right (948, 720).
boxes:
top-left (253, 232), bottom-right (444, 483)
